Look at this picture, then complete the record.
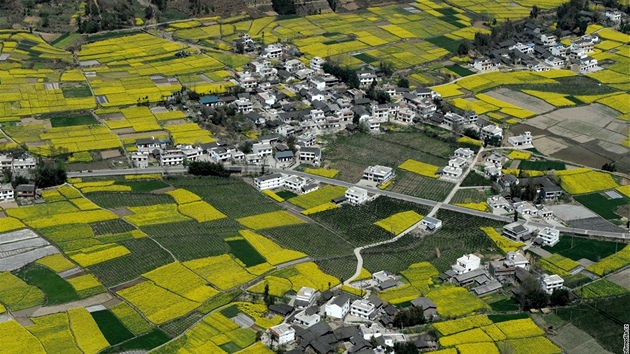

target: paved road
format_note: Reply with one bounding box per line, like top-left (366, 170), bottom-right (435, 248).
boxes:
top-left (68, 167), bottom-right (630, 240)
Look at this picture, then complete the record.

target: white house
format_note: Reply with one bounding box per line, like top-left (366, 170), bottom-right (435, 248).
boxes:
top-left (0, 154), bottom-right (12, 169)
top-left (454, 147), bottom-right (475, 161)
top-left (579, 57), bottom-right (598, 72)
top-left (395, 107), bottom-right (416, 124)
top-left (538, 227), bottom-right (560, 247)
top-left (357, 70), bottom-right (377, 86)
top-left (550, 44), bottom-right (567, 57)
top-left (325, 294), bottom-right (350, 319)
top-left (159, 150), bottom-right (184, 166)
top-left (503, 222), bottom-right (532, 241)
top-left (135, 138), bottom-right (161, 153)
top-left (480, 125), bottom-right (503, 141)
top-left (235, 98), bottom-right (253, 113)
top-left (310, 56), bottom-right (325, 71)
top-left (514, 201), bottom-right (537, 217)
top-left (420, 216), bottom-right (442, 230)
top-left (508, 132), bottom-right (532, 147)
top-left (294, 286), bottom-right (318, 309)
top-left (540, 33), bottom-right (557, 46)
top-left (293, 310), bottom-right (320, 327)
top-left (345, 187), bottom-right (368, 205)
top-left (448, 157), bottom-right (468, 169)
top-left (254, 173), bottom-right (284, 191)
top-left (350, 299), bottom-right (376, 320)
top-left (606, 8), bottom-right (622, 22)
top-left (541, 274), bottom-right (564, 294)
top-left (131, 152), bottom-right (148, 168)
top-left (269, 323), bottom-right (295, 345)
top-left (504, 251), bottom-right (529, 269)
top-left (0, 183), bottom-right (14, 203)
top-left (441, 166), bottom-right (463, 179)
top-left (452, 254), bottom-right (481, 275)
top-left (443, 112), bottom-right (465, 128)
top-left (472, 57), bottom-right (499, 71)
top-left (363, 165), bottom-right (394, 184)
top-left (12, 154), bottom-right (36, 170)
top-left (252, 142), bottom-right (273, 157)
top-left (298, 147), bottom-right (321, 166)
top-left (487, 196), bottom-right (513, 213)
top-left (283, 175), bottom-right (307, 193)
top-left (238, 73), bottom-right (258, 90)
top-left (284, 59), bottom-right (304, 72)
top-left (261, 44), bottom-right (283, 59)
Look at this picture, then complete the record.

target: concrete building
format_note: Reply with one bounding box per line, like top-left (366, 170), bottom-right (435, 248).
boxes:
top-left (420, 216), bottom-right (442, 230)
top-left (269, 323), bottom-right (295, 345)
top-left (294, 286), bottom-right (318, 309)
top-left (452, 254), bottom-right (481, 275)
top-left (350, 299), bottom-right (376, 319)
top-left (325, 294), bottom-right (350, 319)
top-left (254, 173), bottom-right (283, 191)
top-left (541, 274), bottom-right (564, 294)
top-left (362, 165), bottom-right (394, 184)
top-left (508, 132), bottom-right (532, 147)
top-left (537, 227), bottom-right (560, 247)
top-left (345, 187), bottom-right (368, 205)
top-left (0, 183), bottom-right (14, 203)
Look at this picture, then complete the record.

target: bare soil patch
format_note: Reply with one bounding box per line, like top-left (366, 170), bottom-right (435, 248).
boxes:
top-left (532, 136), bottom-right (567, 155)
top-left (607, 268), bottom-right (630, 289)
top-left (491, 88), bottom-right (555, 114)
top-left (112, 208), bottom-right (133, 217)
top-left (100, 149), bottom-right (122, 159)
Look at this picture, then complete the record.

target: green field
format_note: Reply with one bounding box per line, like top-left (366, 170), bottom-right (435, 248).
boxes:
top-left (460, 172), bottom-right (493, 187)
top-left (91, 219), bottom-right (137, 236)
top-left (101, 329), bottom-right (171, 354)
top-left (14, 263), bottom-right (79, 305)
top-left (91, 309), bottom-right (135, 345)
top-left (120, 180), bottom-right (171, 193)
top-left (88, 238), bottom-right (173, 287)
top-left (388, 170), bottom-right (455, 201)
top-left (360, 209), bottom-right (500, 274)
top-left (226, 239), bottom-right (266, 267)
top-left (517, 160), bottom-right (566, 171)
top-left (543, 235), bottom-right (625, 262)
top-left (556, 294), bottom-right (630, 353)
top-left (574, 192), bottom-right (629, 220)
top-left (60, 85), bottom-right (93, 98)
top-left (261, 224), bottom-right (355, 259)
top-left (47, 112), bottom-right (98, 127)
top-left (88, 192), bottom-right (175, 209)
top-left (450, 188), bottom-right (490, 204)
top-left (445, 64), bottom-right (474, 77)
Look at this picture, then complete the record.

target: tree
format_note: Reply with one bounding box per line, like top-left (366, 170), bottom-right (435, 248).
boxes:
top-left (397, 76), bottom-right (409, 88)
top-left (518, 274), bottom-right (549, 310)
top-left (379, 61), bottom-right (394, 77)
top-left (530, 5), bottom-right (539, 19)
top-left (34, 160), bottom-right (67, 188)
top-left (550, 288), bottom-right (570, 306)
top-left (239, 140), bottom-right (253, 154)
top-left (457, 41), bottom-right (470, 56)
top-left (393, 306), bottom-right (426, 328)
top-left (602, 162), bottom-right (616, 172)
top-left (392, 342), bottom-right (419, 354)
top-left (271, 0), bottom-right (296, 15)
top-left (188, 161), bottom-right (231, 177)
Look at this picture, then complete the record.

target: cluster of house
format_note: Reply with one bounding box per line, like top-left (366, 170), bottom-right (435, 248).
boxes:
top-left (0, 153), bottom-right (39, 203)
top-left (266, 282), bottom-right (439, 353)
top-left (469, 24), bottom-right (613, 73)
top-left (437, 147), bottom-right (475, 180)
top-left (503, 222), bottom-right (561, 247)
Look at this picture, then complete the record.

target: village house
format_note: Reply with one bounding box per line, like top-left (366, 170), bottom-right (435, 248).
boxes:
top-left (541, 274), bottom-right (564, 294)
top-left (605, 8), bottom-right (622, 22)
top-left (451, 254), bottom-right (481, 275)
top-left (503, 222), bottom-right (532, 242)
top-left (480, 124), bottom-right (503, 141)
top-left (362, 165), bottom-right (394, 184)
top-left (310, 56), bottom-right (325, 71)
top-left (394, 107), bottom-right (416, 124)
top-left (261, 43), bottom-right (283, 59)
top-left (325, 294), bottom-right (350, 319)
top-left (357, 69), bottom-right (377, 86)
top-left (443, 112), bottom-right (465, 128)
top-left (410, 297), bottom-right (437, 319)
top-left (254, 173), bottom-right (283, 191)
top-left (345, 187), bottom-right (368, 205)
top-left (420, 216), bottom-right (442, 231)
top-left (471, 57), bottom-right (499, 71)
top-left (294, 308), bottom-right (321, 327)
top-left (131, 152), bottom-right (149, 168)
top-left (372, 271), bottom-right (398, 290)
top-left (294, 286), bottom-right (318, 309)
top-left (439, 166), bottom-right (463, 179)
top-left (514, 201), bottom-right (537, 217)
top-left (0, 154), bottom-right (12, 169)
top-left (297, 147), bottom-right (321, 166)
top-left (283, 175), bottom-right (307, 193)
top-left (454, 147), bottom-right (475, 161)
top-left (269, 323), bottom-right (295, 345)
top-left (15, 184), bottom-right (36, 199)
top-left (550, 44), bottom-right (567, 57)
top-left (508, 132), bottom-right (532, 147)
top-left (0, 183), bottom-right (14, 203)
top-left (252, 142), bottom-right (272, 157)
top-left (487, 196), bottom-right (513, 213)
top-left (159, 149), bottom-right (185, 166)
top-left (275, 150), bottom-right (294, 163)
top-left (537, 227), bottom-right (560, 247)
top-left (350, 299), bottom-right (376, 320)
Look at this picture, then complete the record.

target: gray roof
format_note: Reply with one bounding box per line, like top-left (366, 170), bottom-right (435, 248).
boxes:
top-left (331, 294), bottom-right (350, 307)
top-left (472, 281), bottom-right (503, 296)
top-left (276, 150), bottom-right (294, 159)
top-left (300, 147), bottom-right (321, 154)
top-left (454, 268), bottom-right (486, 283)
top-left (379, 278), bottom-right (398, 290)
top-left (257, 173), bottom-right (282, 181)
top-left (410, 297), bottom-right (436, 310)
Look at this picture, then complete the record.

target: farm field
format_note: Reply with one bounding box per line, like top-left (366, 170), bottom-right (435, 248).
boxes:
top-left (542, 235), bottom-right (624, 263)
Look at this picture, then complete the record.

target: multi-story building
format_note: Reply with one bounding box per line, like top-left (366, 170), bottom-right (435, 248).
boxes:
top-left (541, 274), bottom-right (564, 294)
top-left (451, 254), bottom-right (481, 275)
top-left (350, 299), bottom-right (376, 319)
top-left (538, 227), bottom-right (560, 247)
top-left (159, 150), bottom-right (184, 166)
top-left (345, 187), bottom-right (368, 205)
top-left (363, 165), bottom-right (394, 184)
top-left (0, 183), bottom-right (14, 203)
top-left (254, 173), bottom-right (284, 191)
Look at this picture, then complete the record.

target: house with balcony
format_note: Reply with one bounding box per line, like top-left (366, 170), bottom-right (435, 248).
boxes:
top-left (538, 227), bottom-right (560, 246)
top-left (252, 142), bottom-right (272, 157)
top-left (472, 57), bottom-right (499, 71)
top-left (269, 324), bottom-right (295, 345)
top-left (160, 150), bottom-right (184, 166)
top-left (503, 222), bottom-right (532, 241)
top-left (254, 173), bottom-right (284, 191)
top-left (298, 147), bottom-right (321, 166)
top-left (480, 124), bottom-right (503, 141)
top-left (310, 56), bottom-right (325, 71)
top-left (451, 254), bottom-right (481, 275)
top-left (0, 183), bottom-right (14, 203)
top-left (131, 152), bottom-right (148, 168)
top-left (345, 187), bottom-right (368, 205)
top-left (261, 43), bottom-right (283, 59)
top-left (508, 132), bottom-right (532, 147)
top-left (363, 165), bottom-right (394, 184)
top-left (294, 286), bottom-right (318, 309)
top-left (350, 299), bottom-right (376, 320)
top-left (541, 274), bottom-right (564, 294)
top-left (454, 147), bottom-right (475, 161)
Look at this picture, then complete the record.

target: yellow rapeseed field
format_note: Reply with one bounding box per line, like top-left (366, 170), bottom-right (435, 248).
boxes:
top-left (495, 318), bottom-right (544, 338)
top-left (456, 343), bottom-right (499, 354)
top-left (27, 313), bottom-right (82, 354)
top-left (304, 168), bottom-right (339, 178)
top-left (68, 243), bottom-right (131, 267)
top-left (178, 201), bottom-right (227, 222)
top-left (35, 254), bottom-right (76, 272)
top-left (434, 315), bottom-right (493, 335)
top-left (0, 217), bottom-right (26, 233)
top-left (398, 159), bottom-right (440, 178)
top-left (125, 204), bottom-right (191, 226)
top-left (143, 262), bottom-right (219, 302)
top-left (262, 190), bottom-right (284, 202)
top-left (117, 281), bottom-right (200, 325)
top-left (0, 320), bottom-right (47, 354)
top-left (480, 227), bottom-right (525, 253)
top-left (239, 230), bottom-right (307, 265)
top-left (301, 202), bottom-right (338, 215)
top-left (439, 327), bottom-right (494, 347)
top-left (248, 276), bottom-right (293, 297)
top-left (507, 150), bottom-right (531, 160)
top-left (166, 188), bottom-right (202, 204)
top-left (184, 254), bottom-right (256, 290)
top-left (236, 210), bottom-right (306, 230)
top-left (288, 186), bottom-right (346, 209)
top-left (426, 285), bottom-right (488, 318)
top-left (508, 337), bottom-right (562, 354)
top-left (586, 244), bottom-right (630, 276)
top-left (374, 210), bottom-right (424, 235)
top-left (68, 308), bottom-right (110, 354)
top-left (559, 169), bottom-right (618, 194)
